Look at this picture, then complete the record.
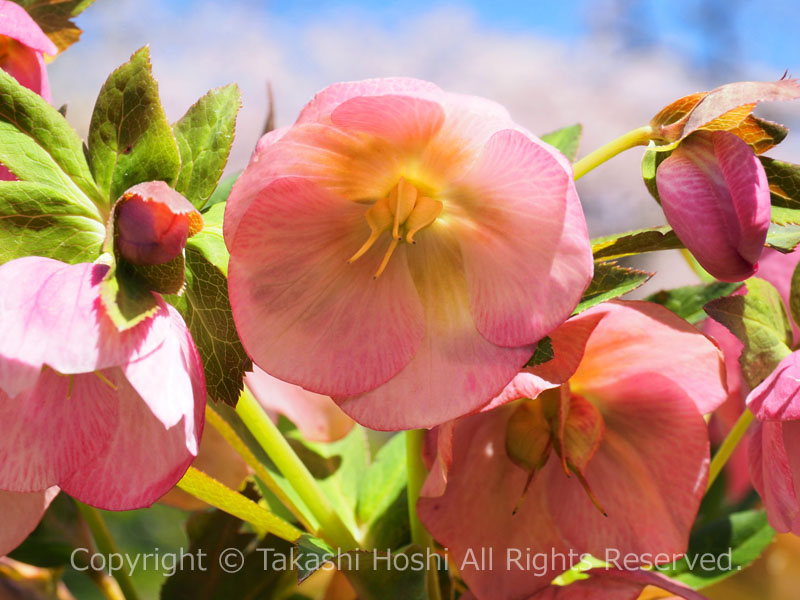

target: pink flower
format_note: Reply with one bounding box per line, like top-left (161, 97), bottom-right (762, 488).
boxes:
top-left (0, 488), bottom-right (57, 556)
top-left (0, 0), bottom-right (57, 101)
top-left (246, 366), bottom-right (354, 443)
top-left (225, 78), bottom-right (593, 430)
top-left (0, 256), bottom-right (205, 552)
top-left (417, 301), bottom-right (726, 600)
top-left (656, 130), bottom-right (770, 282)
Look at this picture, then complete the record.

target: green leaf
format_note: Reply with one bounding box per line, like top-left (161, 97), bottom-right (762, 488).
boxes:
top-left (574, 260), bottom-right (652, 314)
top-left (761, 156), bottom-right (800, 226)
top-left (356, 433), bottom-right (407, 528)
top-left (204, 172), bottom-right (240, 211)
top-left (646, 282), bottom-right (742, 324)
top-left (174, 84), bottom-right (241, 209)
top-left (656, 510), bottom-right (775, 589)
top-left (790, 261), bottom-right (800, 331)
top-left (294, 534), bottom-right (337, 582)
top-left (99, 260), bottom-right (161, 330)
top-left (524, 336), bottom-right (554, 368)
top-left (766, 223), bottom-right (800, 253)
top-left (25, 0), bottom-right (97, 55)
top-left (0, 68), bottom-right (102, 206)
top-left (591, 226), bottom-right (683, 260)
top-left (541, 124), bottom-right (582, 162)
top-left (88, 46), bottom-right (181, 203)
top-left (704, 278), bottom-right (793, 388)
top-left (0, 181), bottom-right (104, 264)
top-left (188, 202), bottom-right (228, 275)
top-left (339, 546), bottom-right (428, 600)
top-left (641, 145), bottom-right (674, 203)
top-left (166, 242), bottom-right (250, 405)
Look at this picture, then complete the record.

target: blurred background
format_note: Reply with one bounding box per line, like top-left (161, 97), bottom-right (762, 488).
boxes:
top-left (34, 1), bottom-right (800, 598)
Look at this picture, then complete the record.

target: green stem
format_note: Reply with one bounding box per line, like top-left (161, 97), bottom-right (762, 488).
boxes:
top-left (76, 503), bottom-right (141, 600)
top-left (406, 429), bottom-right (442, 600)
top-left (177, 467), bottom-right (302, 542)
top-left (707, 408), bottom-right (755, 491)
top-left (572, 125), bottom-right (654, 180)
top-left (236, 385), bottom-right (359, 551)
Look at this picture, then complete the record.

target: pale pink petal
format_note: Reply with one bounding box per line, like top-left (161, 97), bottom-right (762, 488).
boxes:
top-left (0, 1), bottom-right (57, 55)
top-left (0, 488), bottom-right (57, 557)
top-left (295, 77), bottom-right (443, 125)
top-left (747, 352), bottom-right (800, 421)
top-left (0, 257), bottom-right (171, 398)
top-left (749, 420), bottom-right (800, 533)
top-left (337, 227), bottom-right (534, 430)
top-left (418, 404), bottom-right (567, 600)
top-left (253, 125), bottom-right (290, 156)
top-left (246, 367), bottom-right (354, 443)
top-left (59, 368), bottom-right (203, 510)
top-left (228, 177), bottom-right (425, 398)
top-left (684, 79), bottom-right (800, 135)
top-left (572, 301), bottom-right (727, 415)
top-left (0, 369), bottom-right (119, 492)
top-left (454, 129), bottom-right (593, 347)
top-left (656, 131), bottom-right (770, 282)
top-left (123, 304), bottom-right (205, 454)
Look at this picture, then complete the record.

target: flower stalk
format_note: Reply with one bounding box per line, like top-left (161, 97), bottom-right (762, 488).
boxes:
top-left (572, 125), bottom-right (654, 180)
top-left (707, 408), bottom-right (755, 491)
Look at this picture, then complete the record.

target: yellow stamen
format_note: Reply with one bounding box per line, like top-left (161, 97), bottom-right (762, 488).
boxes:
top-left (391, 177), bottom-right (418, 240)
top-left (405, 197), bottom-right (443, 244)
top-left (93, 371), bottom-right (118, 391)
top-left (374, 237), bottom-right (400, 279)
top-left (348, 196), bottom-right (393, 264)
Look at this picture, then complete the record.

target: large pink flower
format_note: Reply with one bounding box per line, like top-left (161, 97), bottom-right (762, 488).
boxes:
top-left (656, 130), bottom-right (770, 282)
top-left (417, 301), bottom-right (726, 600)
top-left (0, 0), bottom-right (56, 101)
top-left (0, 256), bottom-right (205, 547)
top-left (226, 78), bottom-right (593, 430)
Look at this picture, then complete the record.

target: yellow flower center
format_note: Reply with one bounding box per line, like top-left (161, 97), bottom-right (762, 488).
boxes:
top-left (348, 177), bottom-right (443, 278)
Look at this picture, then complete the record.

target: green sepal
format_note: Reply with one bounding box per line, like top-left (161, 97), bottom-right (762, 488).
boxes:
top-left (99, 257), bottom-right (161, 331)
top-left (541, 124), bottom-right (582, 162)
top-left (574, 260), bottom-right (653, 314)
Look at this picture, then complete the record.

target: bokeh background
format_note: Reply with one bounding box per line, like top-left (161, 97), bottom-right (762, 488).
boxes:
top-left (38, 1), bottom-right (800, 598)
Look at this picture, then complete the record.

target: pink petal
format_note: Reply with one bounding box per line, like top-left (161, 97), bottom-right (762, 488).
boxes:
top-left (59, 368), bottom-right (202, 510)
top-left (246, 366), bottom-right (354, 443)
top-left (420, 421), bottom-right (454, 498)
top-left (295, 77), bottom-right (443, 125)
top-left (455, 129), bottom-right (593, 347)
top-left (749, 420), bottom-right (800, 533)
top-left (0, 257), bottom-right (170, 398)
top-left (228, 177), bottom-right (425, 397)
top-left (572, 301), bottom-right (727, 415)
top-left (0, 488), bottom-right (57, 557)
top-left (747, 352), bottom-right (800, 421)
top-left (656, 131), bottom-right (770, 282)
top-left (684, 79), bottom-right (800, 136)
top-left (0, 42), bottom-right (50, 101)
top-left (253, 125), bottom-right (290, 156)
top-left (337, 227), bottom-right (535, 430)
top-left (331, 94), bottom-right (445, 148)
top-left (0, 1), bottom-right (57, 55)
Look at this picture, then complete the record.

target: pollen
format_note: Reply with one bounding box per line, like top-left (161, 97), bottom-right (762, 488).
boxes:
top-left (347, 177), bottom-right (443, 278)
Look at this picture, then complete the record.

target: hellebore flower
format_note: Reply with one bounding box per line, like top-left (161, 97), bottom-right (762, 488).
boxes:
top-left (0, 489), bottom-right (57, 556)
top-left (417, 301), bottom-right (727, 600)
top-left (225, 78), bottom-right (593, 430)
top-left (0, 0), bottom-right (56, 101)
top-left (246, 366), bottom-right (354, 443)
top-left (0, 256), bottom-right (205, 525)
top-left (655, 130), bottom-right (770, 282)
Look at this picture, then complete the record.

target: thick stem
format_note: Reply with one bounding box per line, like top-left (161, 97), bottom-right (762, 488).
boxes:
top-left (406, 429), bottom-right (442, 600)
top-left (572, 125), bottom-right (654, 180)
top-left (707, 408), bottom-right (755, 491)
top-left (75, 503), bottom-right (141, 600)
top-left (236, 385), bottom-right (359, 551)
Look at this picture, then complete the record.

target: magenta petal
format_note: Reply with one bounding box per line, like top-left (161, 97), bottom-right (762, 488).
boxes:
top-left (229, 177), bottom-right (425, 397)
top-left (656, 131), bottom-right (770, 282)
top-left (457, 129), bottom-right (593, 347)
top-left (747, 352), bottom-right (800, 421)
top-left (59, 370), bottom-right (202, 510)
top-left (0, 488), bottom-right (57, 556)
top-left (337, 229), bottom-right (534, 430)
top-left (0, 1), bottom-right (57, 55)
top-left (749, 420), bottom-right (800, 533)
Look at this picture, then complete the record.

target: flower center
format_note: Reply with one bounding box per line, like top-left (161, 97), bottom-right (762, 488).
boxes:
top-left (347, 177), bottom-right (442, 278)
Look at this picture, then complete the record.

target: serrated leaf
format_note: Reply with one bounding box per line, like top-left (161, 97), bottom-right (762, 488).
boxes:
top-left (174, 84), bottom-right (241, 209)
top-left (0, 68), bottom-right (102, 206)
top-left (656, 510), bottom-right (775, 589)
top-left (704, 278), bottom-right (793, 388)
top-left (766, 223), bottom-right (800, 252)
top-left (25, 0), bottom-right (96, 55)
top-left (295, 534), bottom-right (337, 582)
top-left (166, 244), bottom-right (250, 405)
top-left (726, 115), bottom-right (788, 154)
top-left (541, 123), bottom-right (582, 162)
top-left (646, 282), bottom-right (742, 324)
top-left (0, 181), bottom-right (104, 264)
top-left (525, 336), bottom-right (554, 368)
top-left (761, 156), bottom-right (800, 226)
top-left (574, 261), bottom-right (652, 314)
top-left (88, 46), bottom-right (181, 202)
top-left (591, 226), bottom-right (683, 260)
top-left (339, 546), bottom-right (428, 600)
top-left (650, 92), bottom-right (708, 139)
top-left (99, 260), bottom-right (161, 331)
top-left (127, 253), bottom-right (186, 295)
top-left (356, 433), bottom-right (407, 527)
